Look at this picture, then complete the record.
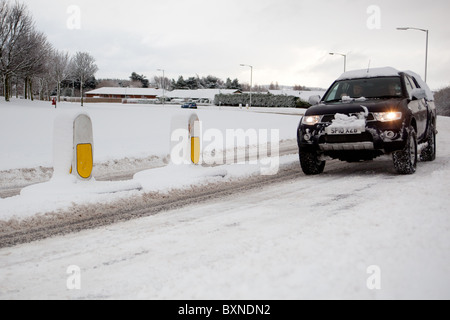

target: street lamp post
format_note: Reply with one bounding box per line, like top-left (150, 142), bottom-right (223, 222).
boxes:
top-left (329, 52), bottom-right (347, 73)
top-left (240, 64), bottom-right (253, 108)
top-left (397, 27), bottom-right (429, 82)
top-left (157, 69), bottom-right (165, 106)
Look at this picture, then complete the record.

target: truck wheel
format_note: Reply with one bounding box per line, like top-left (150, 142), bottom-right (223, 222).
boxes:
top-left (393, 127), bottom-right (418, 174)
top-left (300, 148), bottom-right (325, 175)
top-left (420, 122), bottom-right (436, 162)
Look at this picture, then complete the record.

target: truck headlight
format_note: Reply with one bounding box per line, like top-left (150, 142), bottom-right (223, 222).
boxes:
top-left (373, 112), bottom-right (402, 122)
top-left (303, 115), bottom-right (322, 125)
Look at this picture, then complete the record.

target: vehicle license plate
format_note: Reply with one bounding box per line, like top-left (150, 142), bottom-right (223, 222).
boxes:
top-left (326, 127), bottom-right (363, 135)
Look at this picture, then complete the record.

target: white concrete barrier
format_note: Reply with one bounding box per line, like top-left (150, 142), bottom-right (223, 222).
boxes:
top-left (53, 112), bottom-right (94, 180)
top-left (170, 113), bottom-right (202, 165)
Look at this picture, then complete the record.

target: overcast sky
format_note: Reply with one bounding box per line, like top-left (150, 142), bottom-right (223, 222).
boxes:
top-left (21, 0), bottom-right (450, 90)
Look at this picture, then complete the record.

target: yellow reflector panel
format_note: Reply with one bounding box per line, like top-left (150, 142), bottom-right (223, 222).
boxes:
top-left (76, 144), bottom-right (93, 179)
top-left (191, 137), bottom-right (200, 164)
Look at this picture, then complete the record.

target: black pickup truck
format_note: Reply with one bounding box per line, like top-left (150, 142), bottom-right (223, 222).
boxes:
top-left (297, 67), bottom-right (437, 175)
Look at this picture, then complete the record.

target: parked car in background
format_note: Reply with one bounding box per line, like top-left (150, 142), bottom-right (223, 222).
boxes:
top-left (181, 102), bottom-right (198, 109)
top-left (297, 67), bottom-right (437, 175)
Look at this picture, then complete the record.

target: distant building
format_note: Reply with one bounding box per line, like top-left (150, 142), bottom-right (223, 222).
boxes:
top-left (85, 87), bottom-right (163, 100)
top-left (267, 90), bottom-right (327, 102)
top-left (85, 87), bottom-right (242, 104)
top-left (168, 89), bottom-right (242, 104)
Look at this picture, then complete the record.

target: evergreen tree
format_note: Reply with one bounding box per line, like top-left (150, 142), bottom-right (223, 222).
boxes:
top-left (175, 76), bottom-right (187, 89)
top-left (231, 78), bottom-right (241, 90)
top-left (186, 77), bottom-right (199, 90)
top-left (202, 75), bottom-right (223, 89)
top-left (130, 72), bottom-right (149, 88)
top-left (225, 78), bottom-right (233, 89)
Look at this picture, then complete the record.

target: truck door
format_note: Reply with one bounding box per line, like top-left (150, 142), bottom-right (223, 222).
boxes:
top-left (404, 75), bottom-right (427, 139)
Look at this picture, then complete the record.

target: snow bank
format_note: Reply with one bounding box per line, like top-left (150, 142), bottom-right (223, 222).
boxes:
top-left (134, 165), bottom-right (227, 192)
top-left (20, 178), bottom-right (141, 198)
top-left (1, 155), bottom-right (297, 221)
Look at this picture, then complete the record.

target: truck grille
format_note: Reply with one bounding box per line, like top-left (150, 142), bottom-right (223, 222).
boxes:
top-left (321, 113), bottom-right (375, 123)
top-left (318, 132), bottom-right (375, 151)
top-left (319, 132), bottom-right (373, 144)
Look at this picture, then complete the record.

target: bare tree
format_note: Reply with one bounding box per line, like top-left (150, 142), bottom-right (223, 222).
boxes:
top-left (153, 76), bottom-right (170, 90)
top-left (50, 50), bottom-right (70, 102)
top-left (129, 80), bottom-right (143, 88)
top-left (0, 0), bottom-right (8, 97)
top-left (70, 51), bottom-right (98, 106)
top-left (97, 79), bottom-right (120, 88)
top-left (17, 30), bottom-right (52, 100)
top-left (36, 50), bottom-right (56, 101)
top-left (0, 1), bottom-right (34, 101)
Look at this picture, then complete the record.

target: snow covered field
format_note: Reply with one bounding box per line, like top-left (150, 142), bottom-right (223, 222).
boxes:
top-left (0, 99), bottom-right (303, 171)
top-left (1, 99), bottom-right (449, 300)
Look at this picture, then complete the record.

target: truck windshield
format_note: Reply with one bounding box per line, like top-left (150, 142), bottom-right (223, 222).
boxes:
top-left (323, 77), bottom-right (403, 102)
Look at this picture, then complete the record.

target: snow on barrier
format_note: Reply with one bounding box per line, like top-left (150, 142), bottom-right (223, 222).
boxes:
top-left (53, 112), bottom-right (94, 180)
top-left (170, 113), bottom-right (202, 165)
top-left (134, 112), bottom-right (228, 193)
top-left (21, 111), bottom-right (141, 197)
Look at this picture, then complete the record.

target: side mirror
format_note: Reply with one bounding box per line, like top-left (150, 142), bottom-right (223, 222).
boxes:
top-left (411, 88), bottom-right (426, 100)
top-left (308, 95), bottom-right (321, 106)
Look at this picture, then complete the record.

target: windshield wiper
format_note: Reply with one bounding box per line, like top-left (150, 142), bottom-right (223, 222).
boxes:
top-left (325, 97), bottom-right (366, 103)
top-left (365, 95), bottom-right (401, 100)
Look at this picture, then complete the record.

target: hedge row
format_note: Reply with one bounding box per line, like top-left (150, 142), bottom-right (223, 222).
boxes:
top-left (434, 87), bottom-right (450, 117)
top-left (214, 93), bottom-right (310, 108)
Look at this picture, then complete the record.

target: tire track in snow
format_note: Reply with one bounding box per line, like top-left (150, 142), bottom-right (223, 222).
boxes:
top-left (1, 140), bottom-right (419, 248)
top-left (0, 149), bottom-right (398, 248)
top-left (0, 161), bottom-right (309, 248)
top-left (0, 140), bottom-right (305, 247)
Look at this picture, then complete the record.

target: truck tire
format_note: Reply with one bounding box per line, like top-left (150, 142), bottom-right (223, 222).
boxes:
top-left (420, 122), bottom-right (436, 162)
top-left (299, 148), bottom-right (326, 175)
top-left (393, 127), bottom-right (418, 174)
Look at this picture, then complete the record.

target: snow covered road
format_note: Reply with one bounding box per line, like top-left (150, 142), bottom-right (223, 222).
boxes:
top-left (1, 101), bottom-right (449, 300)
top-left (1, 140), bottom-right (450, 299)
